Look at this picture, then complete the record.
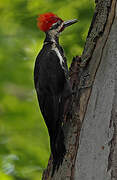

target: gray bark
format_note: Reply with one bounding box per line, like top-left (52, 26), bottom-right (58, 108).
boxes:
top-left (42, 0), bottom-right (117, 179)
top-left (75, 1), bottom-right (117, 180)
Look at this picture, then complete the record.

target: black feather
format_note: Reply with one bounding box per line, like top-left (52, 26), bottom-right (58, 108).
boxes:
top-left (34, 43), bottom-right (72, 176)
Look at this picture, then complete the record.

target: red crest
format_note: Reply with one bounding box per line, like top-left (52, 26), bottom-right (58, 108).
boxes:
top-left (37, 12), bottom-right (63, 32)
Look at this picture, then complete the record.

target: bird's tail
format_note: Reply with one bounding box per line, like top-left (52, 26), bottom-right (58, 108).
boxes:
top-left (50, 96), bottom-right (66, 176)
top-left (51, 127), bottom-right (66, 177)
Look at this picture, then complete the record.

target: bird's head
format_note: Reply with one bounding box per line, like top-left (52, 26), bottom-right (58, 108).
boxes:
top-left (37, 12), bottom-right (78, 36)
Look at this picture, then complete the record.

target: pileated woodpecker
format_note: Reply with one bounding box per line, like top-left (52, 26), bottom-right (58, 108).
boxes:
top-left (34, 12), bottom-right (77, 174)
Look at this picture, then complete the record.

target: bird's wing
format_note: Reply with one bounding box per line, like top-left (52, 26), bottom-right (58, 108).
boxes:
top-left (34, 50), bottom-right (65, 131)
top-left (43, 50), bottom-right (66, 95)
top-left (34, 50), bottom-right (72, 96)
top-left (34, 50), bottom-right (69, 169)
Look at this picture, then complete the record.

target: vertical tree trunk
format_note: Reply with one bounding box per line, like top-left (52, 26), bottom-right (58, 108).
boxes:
top-left (42, 0), bottom-right (117, 179)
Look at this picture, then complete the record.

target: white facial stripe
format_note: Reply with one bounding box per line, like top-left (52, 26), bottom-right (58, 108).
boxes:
top-left (58, 22), bottom-right (64, 31)
top-left (48, 22), bottom-right (64, 35)
top-left (52, 22), bottom-right (58, 26)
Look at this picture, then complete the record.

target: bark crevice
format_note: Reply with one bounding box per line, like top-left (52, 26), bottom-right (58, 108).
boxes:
top-left (42, 0), bottom-right (117, 179)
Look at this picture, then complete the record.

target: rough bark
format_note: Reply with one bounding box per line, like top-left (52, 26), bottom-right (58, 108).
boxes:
top-left (42, 0), bottom-right (117, 179)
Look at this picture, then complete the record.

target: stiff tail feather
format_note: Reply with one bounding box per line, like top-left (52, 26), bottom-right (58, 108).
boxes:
top-left (51, 127), bottom-right (66, 177)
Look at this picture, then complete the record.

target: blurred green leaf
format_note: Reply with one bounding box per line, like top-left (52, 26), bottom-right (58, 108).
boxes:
top-left (0, 172), bottom-right (14, 180)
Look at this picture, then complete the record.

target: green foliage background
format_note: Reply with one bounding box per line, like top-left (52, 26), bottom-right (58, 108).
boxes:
top-left (0, 0), bottom-right (94, 179)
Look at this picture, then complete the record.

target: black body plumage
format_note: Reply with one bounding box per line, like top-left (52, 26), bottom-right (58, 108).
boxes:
top-left (34, 36), bottom-right (72, 175)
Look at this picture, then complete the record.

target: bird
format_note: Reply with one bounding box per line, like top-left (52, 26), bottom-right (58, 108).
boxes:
top-left (34, 12), bottom-right (77, 175)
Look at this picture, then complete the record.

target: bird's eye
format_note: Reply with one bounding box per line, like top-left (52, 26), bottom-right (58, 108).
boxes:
top-left (50, 20), bottom-right (62, 30)
top-left (57, 20), bottom-right (61, 25)
top-left (51, 22), bottom-right (59, 29)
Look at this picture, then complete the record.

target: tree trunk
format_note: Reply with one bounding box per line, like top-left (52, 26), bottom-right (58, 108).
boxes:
top-left (42, 0), bottom-right (117, 179)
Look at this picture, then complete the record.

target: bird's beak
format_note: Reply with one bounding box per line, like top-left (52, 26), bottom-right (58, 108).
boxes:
top-left (63, 19), bottom-right (78, 29)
